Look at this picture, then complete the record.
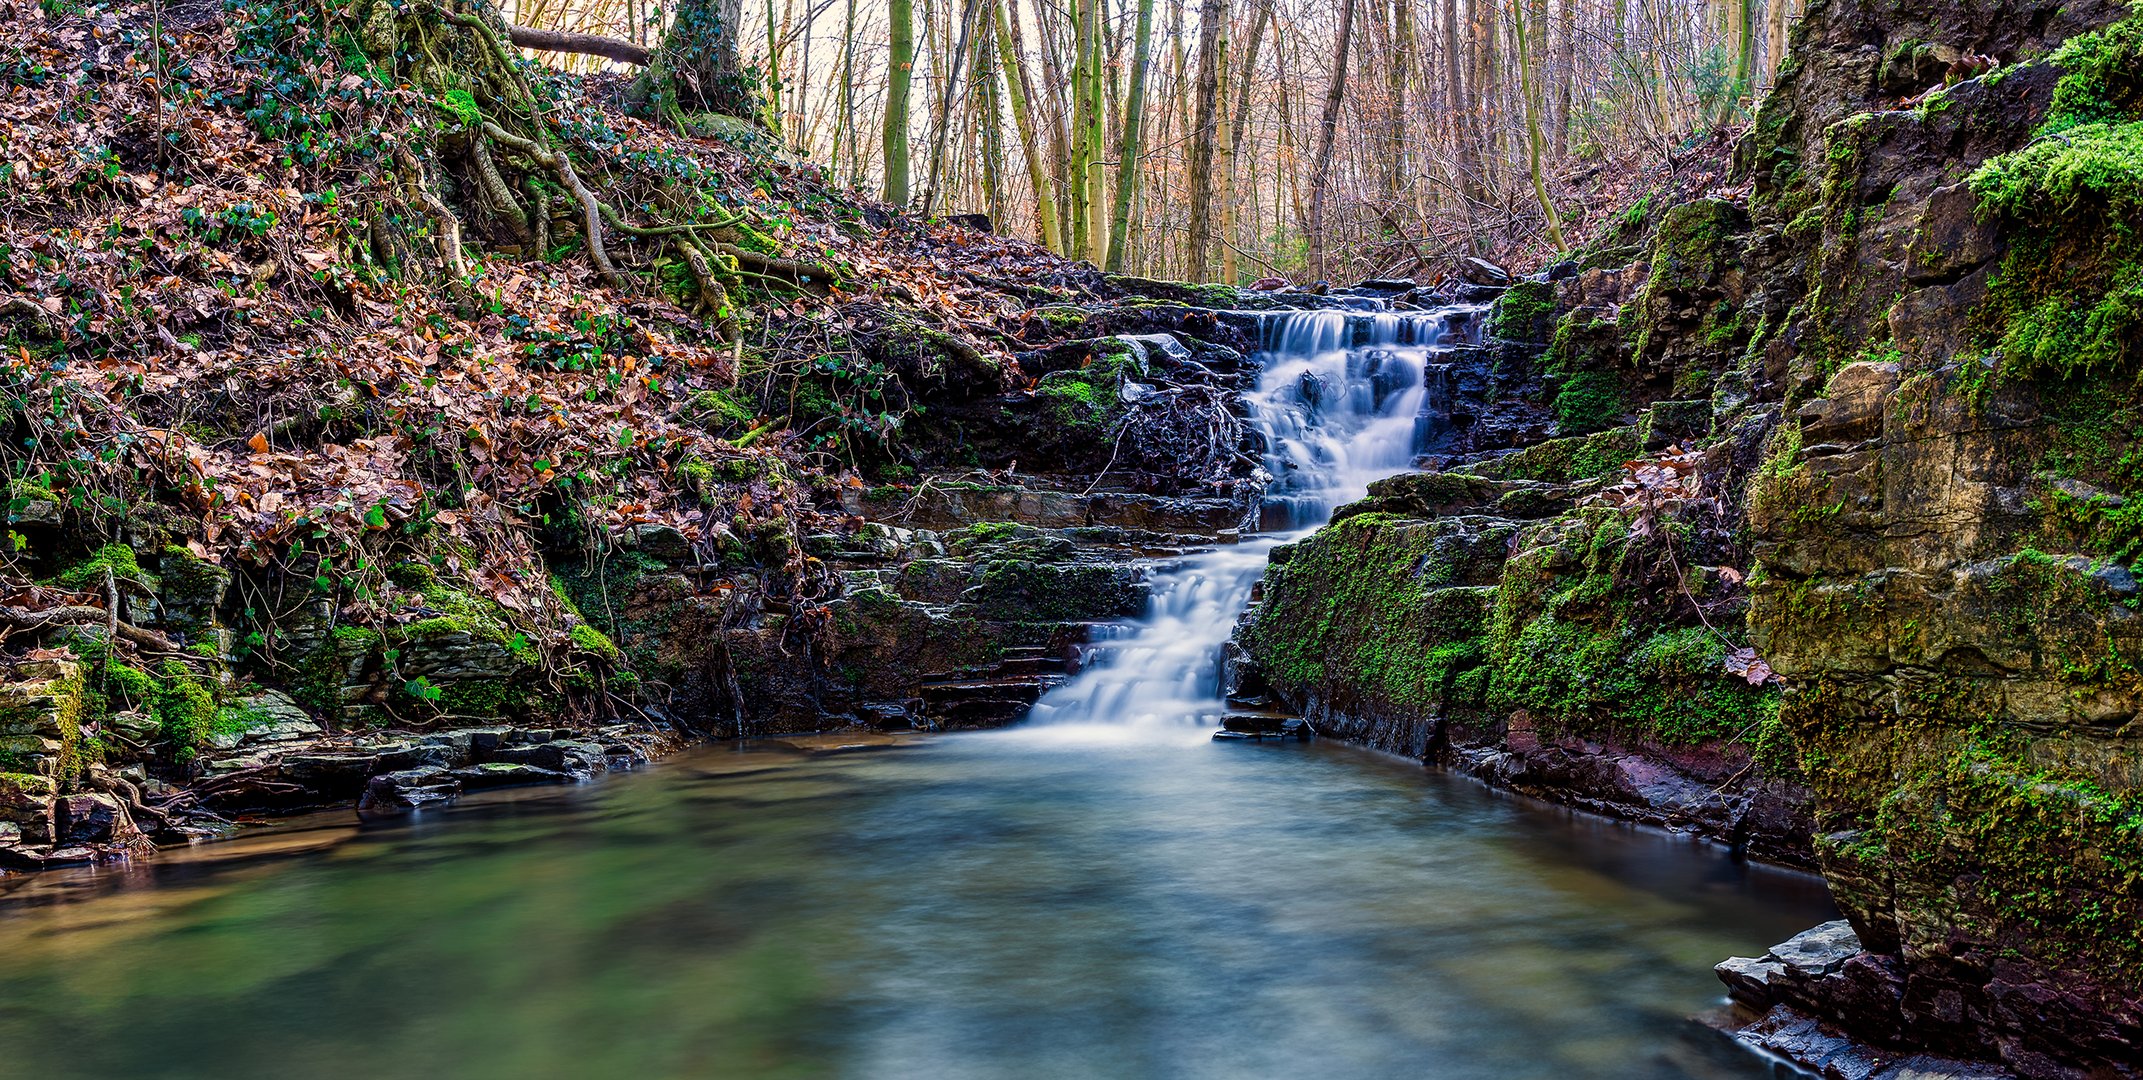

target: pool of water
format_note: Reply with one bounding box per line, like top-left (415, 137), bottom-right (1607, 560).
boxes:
top-left (0, 728), bottom-right (1830, 1080)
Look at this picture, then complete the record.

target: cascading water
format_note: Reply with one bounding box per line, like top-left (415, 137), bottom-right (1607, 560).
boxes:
top-left (1026, 305), bottom-right (1472, 731)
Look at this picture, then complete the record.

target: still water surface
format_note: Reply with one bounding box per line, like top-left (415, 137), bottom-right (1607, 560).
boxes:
top-left (0, 729), bottom-right (1829, 1080)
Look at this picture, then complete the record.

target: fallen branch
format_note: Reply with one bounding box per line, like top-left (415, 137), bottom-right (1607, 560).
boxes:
top-left (0, 604), bottom-right (182, 652)
top-left (505, 23), bottom-right (651, 66)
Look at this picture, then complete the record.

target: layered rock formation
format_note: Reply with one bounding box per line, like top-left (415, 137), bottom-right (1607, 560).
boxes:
top-left (1237, 0), bottom-right (2142, 1074)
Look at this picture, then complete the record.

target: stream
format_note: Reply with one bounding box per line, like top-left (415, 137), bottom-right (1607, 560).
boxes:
top-left (0, 307), bottom-right (1835, 1078)
top-left (0, 734), bottom-right (1832, 1079)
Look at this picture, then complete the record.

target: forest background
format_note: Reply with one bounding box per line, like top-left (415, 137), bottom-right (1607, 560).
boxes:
top-left (508, 0), bottom-right (1799, 282)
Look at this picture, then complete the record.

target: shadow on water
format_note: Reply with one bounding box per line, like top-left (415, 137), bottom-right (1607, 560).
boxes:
top-left (0, 731), bottom-right (1830, 1080)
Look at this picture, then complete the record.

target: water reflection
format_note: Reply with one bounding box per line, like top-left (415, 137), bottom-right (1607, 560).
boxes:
top-left (0, 733), bottom-right (1829, 1080)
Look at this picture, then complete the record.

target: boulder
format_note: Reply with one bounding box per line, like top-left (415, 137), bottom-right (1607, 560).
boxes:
top-left (355, 767), bottom-right (462, 816)
top-left (452, 762), bottom-right (571, 789)
top-left (204, 691), bottom-right (323, 751)
top-left (56, 792), bottom-right (134, 844)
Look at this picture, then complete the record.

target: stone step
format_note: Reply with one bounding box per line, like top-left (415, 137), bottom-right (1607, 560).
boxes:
top-left (993, 655), bottom-right (1069, 677)
top-left (917, 678), bottom-right (1046, 705)
top-left (1212, 710), bottom-right (1310, 741)
top-left (925, 698), bottom-right (1037, 728)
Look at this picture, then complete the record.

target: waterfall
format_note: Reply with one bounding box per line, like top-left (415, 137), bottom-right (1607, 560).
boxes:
top-left (1025, 306), bottom-right (1470, 732)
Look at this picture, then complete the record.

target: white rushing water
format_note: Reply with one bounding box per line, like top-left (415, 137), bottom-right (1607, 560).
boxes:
top-left (1026, 307), bottom-right (1469, 732)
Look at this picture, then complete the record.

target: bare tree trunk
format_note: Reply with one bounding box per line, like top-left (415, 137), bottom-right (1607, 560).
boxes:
top-left (1017, 0), bottom-right (1076, 250)
top-left (996, 0), bottom-right (1064, 250)
top-left (1387, 0), bottom-right (1415, 204)
top-left (1221, 0), bottom-right (1274, 283)
top-left (976, 7), bottom-right (1007, 225)
top-left (1766, 0), bottom-right (1797, 83)
top-left (1069, 0), bottom-right (1096, 255)
top-left (643, 0), bottom-right (760, 121)
top-left (1716, 0), bottom-right (1754, 125)
top-left (1183, 0), bottom-right (1229, 279)
top-left (1307, 0), bottom-right (1357, 281)
top-left (1510, 0), bottom-right (1567, 250)
top-left (1107, 0), bottom-right (1159, 270)
top-left (1550, 0), bottom-right (1574, 157)
top-left (884, 0), bottom-right (916, 203)
top-left (836, 0), bottom-right (858, 184)
top-left (1084, 0), bottom-right (1110, 260)
top-left (921, 0), bottom-right (984, 213)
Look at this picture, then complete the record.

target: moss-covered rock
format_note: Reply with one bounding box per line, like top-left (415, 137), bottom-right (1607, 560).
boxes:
top-left (0, 660), bottom-right (85, 781)
top-left (1488, 280), bottom-right (1559, 343)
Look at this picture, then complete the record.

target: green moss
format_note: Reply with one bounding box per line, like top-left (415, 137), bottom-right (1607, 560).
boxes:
top-left (295, 625), bottom-right (382, 721)
top-left (1248, 505), bottom-right (1777, 757)
top-left (150, 660), bottom-right (219, 763)
top-left (2037, 2), bottom-right (2143, 135)
top-left (1630, 199), bottom-right (1749, 361)
top-left (435, 678), bottom-right (527, 717)
top-left (686, 388), bottom-right (756, 429)
top-left (1240, 514), bottom-right (1497, 713)
top-left (1850, 730), bottom-right (2143, 968)
top-left (1490, 280), bottom-right (1558, 342)
top-left (394, 581), bottom-right (519, 647)
top-left (158, 545), bottom-right (227, 610)
top-left (0, 772), bottom-right (51, 796)
top-left (55, 544), bottom-right (147, 591)
top-left (1469, 426), bottom-right (1641, 483)
top-left (385, 559), bottom-right (436, 588)
top-left (568, 622), bottom-right (623, 661)
top-left (1552, 370), bottom-right (1627, 435)
top-left (1964, 6), bottom-right (2143, 387)
top-left (1032, 346), bottom-right (1144, 436)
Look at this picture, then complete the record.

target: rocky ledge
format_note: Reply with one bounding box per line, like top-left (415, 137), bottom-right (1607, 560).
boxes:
top-left (1716, 922), bottom-right (2010, 1080)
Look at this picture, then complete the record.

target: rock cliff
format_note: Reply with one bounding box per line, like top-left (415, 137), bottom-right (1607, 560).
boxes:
top-left (1238, 0), bottom-right (2143, 1074)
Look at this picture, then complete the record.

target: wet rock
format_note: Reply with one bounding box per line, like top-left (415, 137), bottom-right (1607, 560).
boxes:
top-left (276, 753), bottom-right (384, 799)
top-left (0, 772), bottom-right (57, 847)
top-left (397, 629), bottom-right (523, 683)
top-left (1716, 955), bottom-right (1787, 1009)
top-left (484, 740), bottom-right (607, 778)
top-left (451, 762), bottom-right (571, 790)
top-left (1458, 257), bottom-right (1511, 286)
top-left (1771, 920), bottom-right (1860, 978)
top-left (56, 793), bottom-right (134, 844)
top-left (155, 546), bottom-right (231, 638)
top-left (356, 767), bottom-right (462, 815)
top-left (1727, 1006), bottom-right (2011, 1080)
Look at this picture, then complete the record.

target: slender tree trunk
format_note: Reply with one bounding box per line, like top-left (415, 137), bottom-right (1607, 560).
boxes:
top-left (837, 0), bottom-right (858, 185)
top-left (976, 8), bottom-right (1008, 225)
top-left (1216, 22), bottom-right (1235, 283)
top-left (1084, 0), bottom-right (1109, 260)
top-left (1387, 0), bottom-right (1414, 204)
top-left (1510, 0), bottom-right (1567, 250)
top-left (1107, 0), bottom-right (1159, 270)
top-left (1441, 0), bottom-right (1483, 250)
top-left (1307, 0), bottom-right (1356, 281)
top-left (996, 0), bottom-right (1063, 250)
top-left (1183, 0), bottom-right (1228, 279)
top-left (1221, 0), bottom-right (1274, 283)
top-left (1068, 0), bottom-right (1093, 255)
top-left (884, 0), bottom-right (916, 203)
top-left (1551, 0), bottom-right (1574, 157)
top-left (921, 0), bottom-right (984, 213)
top-left (1018, 0), bottom-right (1077, 250)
